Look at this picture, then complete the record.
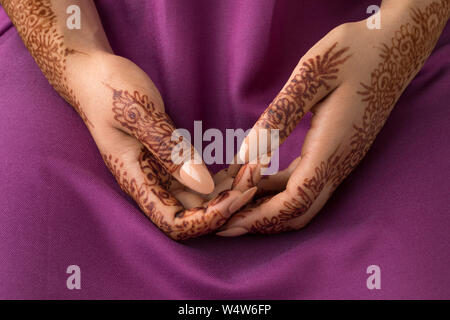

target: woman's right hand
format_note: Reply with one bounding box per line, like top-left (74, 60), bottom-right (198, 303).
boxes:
top-left (68, 53), bottom-right (257, 240)
top-left (1, 0), bottom-right (256, 240)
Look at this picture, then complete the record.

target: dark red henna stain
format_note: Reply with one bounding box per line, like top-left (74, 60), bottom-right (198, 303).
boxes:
top-left (248, 147), bottom-right (340, 234)
top-left (247, 0), bottom-right (450, 234)
top-left (2, 0), bottom-right (93, 127)
top-left (103, 151), bottom-right (232, 240)
top-left (257, 42), bottom-right (351, 142)
top-left (139, 148), bottom-right (173, 189)
top-left (330, 0), bottom-right (450, 188)
top-left (107, 86), bottom-right (194, 174)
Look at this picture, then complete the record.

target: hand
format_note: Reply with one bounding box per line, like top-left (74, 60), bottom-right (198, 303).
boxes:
top-left (1, 0), bottom-right (257, 240)
top-left (217, 0), bottom-right (450, 236)
top-left (71, 53), bottom-right (259, 240)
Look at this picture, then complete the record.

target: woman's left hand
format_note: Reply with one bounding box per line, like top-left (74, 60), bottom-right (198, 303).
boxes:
top-left (217, 0), bottom-right (450, 236)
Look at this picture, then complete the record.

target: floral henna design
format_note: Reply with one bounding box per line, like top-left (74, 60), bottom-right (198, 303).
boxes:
top-left (247, 0), bottom-right (450, 234)
top-left (139, 148), bottom-right (172, 189)
top-left (330, 0), bottom-right (450, 189)
top-left (1, 0), bottom-right (92, 126)
top-left (103, 152), bottom-right (232, 240)
top-left (248, 148), bottom-right (341, 234)
top-left (107, 86), bottom-right (193, 174)
top-left (138, 149), bottom-right (179, 207)
top-left (257, 42), bottom-right (351, 141)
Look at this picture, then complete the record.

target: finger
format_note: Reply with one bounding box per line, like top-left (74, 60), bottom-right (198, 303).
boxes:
top-left (170, 188), bottom-right (205, 209)
top-left (225, 157), bottom-right (265, 193)
top-left (254, 156), bottom-right (301, 197)
top-left (139, 144), bottom-right (206, 209)
top-left (207, 165), bottom-right (264, 200)
top-left (104, 83), bottom-right (214, 194)
top-left (207, 169), bottom-right (234, 200)
top-left (141, 167), bottom-right (206, 210)
top-left (219, 84), bottom-right (356, 235)
top-left (216, 190), bottom-right (293, 236)
top-left (264, 186), bottom-right (334, 234)
top-left (231, 163), bottom-right (262, 192)
top-left (230, 153), bottom-right (300, 196)
top-left (237, 42), bottom-right (351, 164)
top-left (100, 132), bottom-right (256, 240)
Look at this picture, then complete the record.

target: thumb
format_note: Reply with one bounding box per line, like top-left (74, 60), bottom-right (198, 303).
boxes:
top-left (105, 84), bottom-right (214, 194)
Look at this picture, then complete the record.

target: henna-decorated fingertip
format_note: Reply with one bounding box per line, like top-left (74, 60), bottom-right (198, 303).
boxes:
top-left (216, 227), bottom-right (248, 237)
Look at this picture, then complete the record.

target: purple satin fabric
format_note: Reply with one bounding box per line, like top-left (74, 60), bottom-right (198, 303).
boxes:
top-left (0, 0), bottom-right (449, 299)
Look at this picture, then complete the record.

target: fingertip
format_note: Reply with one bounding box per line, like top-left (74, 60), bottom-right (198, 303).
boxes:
top-left (179, 160), bottom-right (215, 194)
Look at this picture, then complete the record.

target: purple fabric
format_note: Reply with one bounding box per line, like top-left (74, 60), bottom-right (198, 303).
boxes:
top-left (0, 0), bottom-right (449, 299)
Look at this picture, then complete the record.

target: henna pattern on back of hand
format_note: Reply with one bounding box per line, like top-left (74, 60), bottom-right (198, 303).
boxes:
top-left (103, 151), bottom-right (230, 240)
top-left (331, 0), bottom-right (450, 188)
top-left (247, 0), bottom-right (450, 234)
top-left (1, 0), bottom-right (92, 126)
top-left (257, 42), bottom-right (351, 142)
top-left (107, 85), bottom-right (194, 174)
top-left (110, 88), bottom-right (176, 170)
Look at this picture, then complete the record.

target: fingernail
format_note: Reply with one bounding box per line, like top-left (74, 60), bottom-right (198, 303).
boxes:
top-left (179, 160), bottom-right (214, 194)
top-left (237, 142), bottom-right (248, 164)
top-left (229, 186), bottom-right (257, 214)
top-left (216, 227), bottom-right (248, 237)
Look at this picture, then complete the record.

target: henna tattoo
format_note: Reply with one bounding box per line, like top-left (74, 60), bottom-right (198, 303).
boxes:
top-left (248, 148), bottom-right (341, 233)
top-left (257, 42), bottom-right (351, 141)
top-left (1, 0), bottom-right (92, 126)
top-left (247, 0), bottom-right (450, 234)
top-left (107, 86), bottom-right (189, 174)
top-left (140, 148), bottom-right (172, 189)
top-left (242, 43), bottom-right (351, 234)
top-left (331, 0), bottom-right (450, 188)
top-left (231, 163), bottom-right (259, 190)
top-left (208, 190), bottom-right (232, 206)
top-left (103, 151), bottom-right (230, 240)
top-left (139, 148), bottom-right (179, 207)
